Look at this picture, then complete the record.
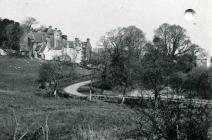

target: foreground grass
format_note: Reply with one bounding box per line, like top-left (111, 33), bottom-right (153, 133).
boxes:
top-left (0, 92), bottom-right (136, 139)
top-left (0, 56), bottom-right (137, 139)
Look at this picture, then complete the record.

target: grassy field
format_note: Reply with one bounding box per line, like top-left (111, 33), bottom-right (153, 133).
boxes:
top-left (0, 56), bottom-right (138, 140)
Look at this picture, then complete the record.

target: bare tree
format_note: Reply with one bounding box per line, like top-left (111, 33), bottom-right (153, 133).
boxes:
top-left (153, 23), bottom-right (200, 59)
top-left (99, 26), bottom-right (146, 104)
top-left (22, 17), bottom-right (38, 32)
top-left (139, 24), bottom-right (206, 107)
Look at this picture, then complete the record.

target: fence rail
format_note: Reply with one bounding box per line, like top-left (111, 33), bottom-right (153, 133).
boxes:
top-left (61, 77), bottom-right (212, 107)
top-left (69, 93), bottom-right (212, 107)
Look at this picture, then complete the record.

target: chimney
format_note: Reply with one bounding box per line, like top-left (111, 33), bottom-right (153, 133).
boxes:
top-left (54, 28), bottom-right (58, 48)
top-left (67, 41), bottom-right (69, 48)
top-left (75, 37), bottom-right (79, 41)
top-left (86, 38), bottom-right (90, 43)
top-left (58, 30), bottom-right (62, 37)
top-left (75, 38), bottom-right (79, 45)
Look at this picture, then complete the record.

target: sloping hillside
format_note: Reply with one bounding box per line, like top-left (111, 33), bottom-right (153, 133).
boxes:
top-left (0, 56), bottom-right (92, 92)
top-left (0, 56), bottom-right (137, 140)
top-left (0, 56), bottom-right (41, 92)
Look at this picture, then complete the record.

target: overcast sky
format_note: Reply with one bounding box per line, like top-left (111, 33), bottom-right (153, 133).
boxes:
top-left (0, 0), bottom-right (212, 55)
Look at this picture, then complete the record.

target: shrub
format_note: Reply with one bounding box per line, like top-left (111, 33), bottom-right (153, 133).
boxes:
top-left (128, 102), bottom-right (212, 140)
top-left (169, 67), bottom-right (212, 99)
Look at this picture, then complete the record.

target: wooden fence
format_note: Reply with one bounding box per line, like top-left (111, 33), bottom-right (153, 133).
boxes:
top-left (66, 93), bottom-right (212, 107)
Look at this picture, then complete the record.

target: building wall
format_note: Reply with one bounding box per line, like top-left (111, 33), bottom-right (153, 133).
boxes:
top-left (63, 47), bottom-right (82, 63)
top-left (196, 58), bottom-right (211, 67)
top-left (19, 26), bottom-right (92, 63)
top-left (75, 49), bottom-right (82, 63)
top-left (43, 50), bottom-right (63, 60)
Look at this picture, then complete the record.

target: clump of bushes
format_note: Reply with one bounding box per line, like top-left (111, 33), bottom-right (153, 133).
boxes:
top-left (92, 81), bottom-right (112, 90)
top-left (169, 67), bottom-right (212, 99)
top-left (126, 102), bottom-right (212, 140)
top-left (77, 84), bottom-right (101, 95)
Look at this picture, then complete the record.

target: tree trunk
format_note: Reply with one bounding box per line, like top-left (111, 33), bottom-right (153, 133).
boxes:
top-left (176, 124), bottom-right (179, 140)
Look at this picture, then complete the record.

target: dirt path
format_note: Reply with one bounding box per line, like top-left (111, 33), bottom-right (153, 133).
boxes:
top-left (64, 80), bottom-right (91, 97)
top-left (63, 80), bottom-right (212, 106)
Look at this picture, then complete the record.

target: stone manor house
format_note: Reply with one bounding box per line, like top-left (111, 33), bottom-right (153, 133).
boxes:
top-left (19, 26), bottom-right (92, 63)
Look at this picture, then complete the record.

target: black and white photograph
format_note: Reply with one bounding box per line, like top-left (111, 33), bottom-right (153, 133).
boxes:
top-left (0, 0), bottom-right (212, 139)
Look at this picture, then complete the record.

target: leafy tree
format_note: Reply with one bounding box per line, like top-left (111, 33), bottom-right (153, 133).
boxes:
top-left (169, 67), bottom-right (212, 99)
top-left (169, 72), bottom-right (187, 95)
top-left (99, 26), bottom-right (146, 103)
top-left (0, 19), bottom-right (14, 48)
top-left (38, 61), bottom-right (63, 96)
top-left (153, 23), bottom-right (204, 72)
top-left (139, 43), bottom-right (172, 107)
top-left (0, 18), bottom-right (23, 52)
top-left (185, 67), bottom-right (212, 99)
top-left (5, 22), bottom-right (23, 51)
top-left (139, 24), bottom-right (206, 105)
top-left (153, 23), bottom-right (190, 58)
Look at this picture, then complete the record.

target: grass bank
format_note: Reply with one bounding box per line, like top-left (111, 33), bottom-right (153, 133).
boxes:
top-left (0, 56), bottom-right (138, 139)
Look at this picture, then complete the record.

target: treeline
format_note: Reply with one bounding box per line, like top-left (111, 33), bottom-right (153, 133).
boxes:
top-left (0, 18), bottom-right (23, 52)
top-left (92, 23), bottom-right (211, 101)
top-left (92, 24), bottom-right (212, 140)
top-left (0, 17), bottom-right (42, 55)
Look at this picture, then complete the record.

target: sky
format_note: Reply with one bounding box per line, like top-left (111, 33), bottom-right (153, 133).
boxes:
top-left (0, 0), bottom-right (212, 55)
